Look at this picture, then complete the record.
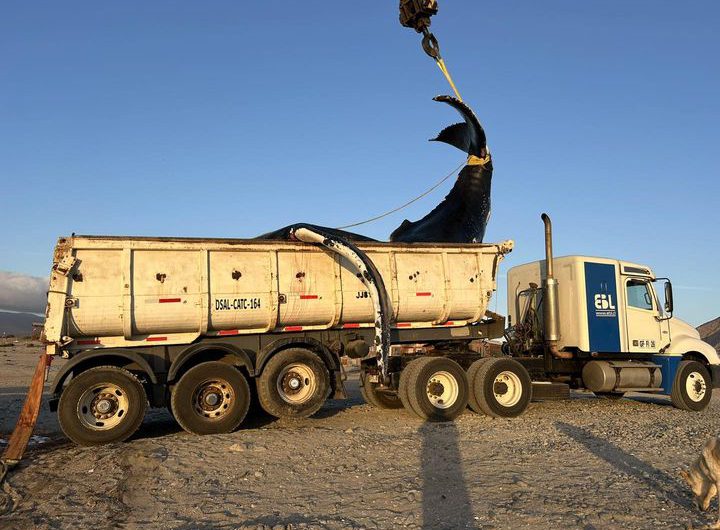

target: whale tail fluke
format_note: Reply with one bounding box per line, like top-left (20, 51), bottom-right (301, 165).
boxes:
top-left (430, 95), bottom-right (487, 158)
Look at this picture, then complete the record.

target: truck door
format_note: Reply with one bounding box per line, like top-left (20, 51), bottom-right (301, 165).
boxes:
top-left (624, 278), bottom-right (663, 353)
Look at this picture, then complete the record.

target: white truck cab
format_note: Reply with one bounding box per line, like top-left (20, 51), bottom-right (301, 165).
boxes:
top-left (507, 254), bottom-right (719, 410)
top-left (509, 256), bottom-right (717, 362)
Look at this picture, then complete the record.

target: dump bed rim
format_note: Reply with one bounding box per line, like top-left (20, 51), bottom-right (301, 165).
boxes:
top-left (62, 235), bottom-right (513, 251)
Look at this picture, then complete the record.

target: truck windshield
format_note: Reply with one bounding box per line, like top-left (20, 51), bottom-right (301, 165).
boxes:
top-left (626, 280), bottom-right (653, 310)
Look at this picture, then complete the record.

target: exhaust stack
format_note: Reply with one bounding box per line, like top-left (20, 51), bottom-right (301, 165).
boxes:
top-left (541, 214), bottom-right (572, 359)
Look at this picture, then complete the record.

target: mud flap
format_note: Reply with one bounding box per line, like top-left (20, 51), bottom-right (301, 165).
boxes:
top-left (333, 369), bottom-right (348, 400)
top-left (0, 353), bottom-right (52, 484)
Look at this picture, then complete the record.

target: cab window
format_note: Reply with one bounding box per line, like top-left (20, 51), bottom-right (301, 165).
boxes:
top-left (626, 280), bottom-right (653, 310)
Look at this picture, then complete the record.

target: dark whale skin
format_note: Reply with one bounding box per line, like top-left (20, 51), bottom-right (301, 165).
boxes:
top-left (390, 95), bottom-right (492, 244)
top-left (257, 224), bottom-right (377, 242)
top-left (389, 162), bottom-right (491, 244)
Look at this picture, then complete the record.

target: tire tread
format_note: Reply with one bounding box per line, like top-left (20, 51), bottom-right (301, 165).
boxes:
top-left (406, 357), bottom-right (469, 421)
top-left (473, 357), bottom-right (532, 418)
top-left (58, 365), bottom-right (147, 446)
top-left (399, 357), bottom-right (430, 416)
top-left (467, 358), bottom-right (493, 414)
top-left (359, 371), bottom-right (403, 409)
top-left (256, 348), bottom-right (330, 418)
top-left (171, 361), bottom-right (251, 435)
top-left (671, 360), bottom-right (711, 412)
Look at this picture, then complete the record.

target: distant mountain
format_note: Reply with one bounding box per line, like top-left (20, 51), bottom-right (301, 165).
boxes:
top-left (0, 311), bottom-right (42, 337)
top-left (698, 317), bottom-right (720, 353)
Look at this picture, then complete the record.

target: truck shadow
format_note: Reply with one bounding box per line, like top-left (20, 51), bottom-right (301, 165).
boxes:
top-left (419, 421), bottom-right (476, 529)
top-left (554, 421), bottom-right (693, 512)
top-left (625, 393), bottom-right (673, 407)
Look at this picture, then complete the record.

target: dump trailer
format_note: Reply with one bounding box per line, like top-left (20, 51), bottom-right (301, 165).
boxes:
top-left (42, 231), bottom-right (514, 445)
top-left (504, 214), bottom-right (720, 410)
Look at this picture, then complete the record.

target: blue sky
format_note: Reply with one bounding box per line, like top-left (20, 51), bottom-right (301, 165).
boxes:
top-left (1, 1), bottom-right (718, 325)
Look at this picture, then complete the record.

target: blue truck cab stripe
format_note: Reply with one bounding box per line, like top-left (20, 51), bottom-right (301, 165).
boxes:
top-left (584, 262), bottom-right (621, 352)
top-left (651, 355), bottom-right (682, 395)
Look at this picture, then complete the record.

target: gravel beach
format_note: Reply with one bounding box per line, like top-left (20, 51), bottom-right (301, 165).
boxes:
top-left (1, 343), bottom-right (717, 529)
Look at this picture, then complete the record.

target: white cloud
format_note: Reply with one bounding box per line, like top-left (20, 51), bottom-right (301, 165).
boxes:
top-left (0, 271), bottom-right (48, 314)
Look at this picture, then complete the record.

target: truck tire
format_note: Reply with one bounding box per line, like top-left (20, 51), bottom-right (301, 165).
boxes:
top-left (257, 348), bottom-right (330, 418)
top-left (472, 358), bottom-right (532, 418)
top-left (467, 358), bottom-right (493, 413)
top-left (171, 361), bottom-right (251, 435)
top-left (58, 366), bottom-right (147, 446)
top-left (359, 370), bottom-right (403, 409)
top-left (671, 360), bottom-right (712, 411)
top-left (398, 358), bottom-right (425, 414)
top-left (403, 357), bottom-right (469, 421)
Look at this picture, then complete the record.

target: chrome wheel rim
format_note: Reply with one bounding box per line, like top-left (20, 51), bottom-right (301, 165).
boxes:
top-left (77, 383), bottom-right (129, 430)
top-left (425, 371), bottom-right (459, 409)
top-left (277, 363), bottom-right (316, 404)
top-left (192, 378), bottom-right (234, 420)
top-left (686, 371), bottom-right (707, 402)
top-left (494, 371), bottom-right (522, 407)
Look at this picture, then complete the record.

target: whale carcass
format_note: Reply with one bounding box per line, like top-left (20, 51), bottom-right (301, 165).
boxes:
top-left (259, 95), bottom-right (492, 244)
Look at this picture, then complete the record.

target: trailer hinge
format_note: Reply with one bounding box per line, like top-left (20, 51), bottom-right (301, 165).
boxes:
top-left (53, 255), bottom-right (78, 276)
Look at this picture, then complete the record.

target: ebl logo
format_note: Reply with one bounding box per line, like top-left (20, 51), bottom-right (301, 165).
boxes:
top-left (594, 293), bottom-right (616, 310)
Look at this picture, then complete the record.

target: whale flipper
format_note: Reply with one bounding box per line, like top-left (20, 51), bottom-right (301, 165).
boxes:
top-left (432, 122), bottom-right (472, 154)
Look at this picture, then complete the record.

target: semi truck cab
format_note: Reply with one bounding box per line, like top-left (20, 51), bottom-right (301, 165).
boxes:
top-left (510, 257), bottom-right (717, 361)
top-left (506, 219), bottom-right (719, 411)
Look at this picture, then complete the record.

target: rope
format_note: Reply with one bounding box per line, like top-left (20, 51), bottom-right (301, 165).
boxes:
top-left (335, 159), bottom-right (465, 229)
top-left (435, 58), bottom-right (462, 101)
top-left (335, 32), bottom-right (467, 231)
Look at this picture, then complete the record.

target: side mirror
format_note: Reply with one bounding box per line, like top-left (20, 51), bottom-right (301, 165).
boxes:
top-left (664, 281), bottom-right (674, 314)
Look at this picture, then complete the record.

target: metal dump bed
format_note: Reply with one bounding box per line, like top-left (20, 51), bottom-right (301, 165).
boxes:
top-left (43, 235), bottom-right (512, 353)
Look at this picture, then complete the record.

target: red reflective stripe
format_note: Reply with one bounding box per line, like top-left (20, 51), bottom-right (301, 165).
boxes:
top-left (159, 298), bottom-right (181, 303)
top-left (218, 330), bottom-right (239, 336)
top-left (396, 323), bottom-right (412, 328)
top-left (300, 295), bottom-right (318, 300)
top-left (146, 337), bottom-right (167, 342)
top-left (283, 326), bottom-right (303, 332)
top-left (77, 339), bottom-right (100, 345)
top-left (434, 321), bottom-right (456, 327)
top-left (416, 292), bottom-right (432, 297)
top-left (342, 323), bottom-right (360, 329)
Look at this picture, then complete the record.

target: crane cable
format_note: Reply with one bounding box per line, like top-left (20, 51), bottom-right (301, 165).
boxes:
top-left (435, 57), bottom-right (462, 101)
top-left (416, 21), bottom-right (463, 101)
top-left (335, 5), bottom-right (466, 230)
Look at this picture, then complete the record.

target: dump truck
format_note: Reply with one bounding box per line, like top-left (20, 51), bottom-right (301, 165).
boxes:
top-left (42, 227), bottom-right (513, 444)
top-left (41, 218), bottom-right (719, 446)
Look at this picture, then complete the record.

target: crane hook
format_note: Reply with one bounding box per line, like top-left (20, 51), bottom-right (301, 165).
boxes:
top-left (421, 28), bottom-right (441, 60)
top-left (399, 0), bottom-right (442, 59)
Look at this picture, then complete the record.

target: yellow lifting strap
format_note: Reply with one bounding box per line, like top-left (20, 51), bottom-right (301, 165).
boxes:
top-left (467, 154), bottom-right (491, 167)
top-left (435, 57), bottom-right (463, 102)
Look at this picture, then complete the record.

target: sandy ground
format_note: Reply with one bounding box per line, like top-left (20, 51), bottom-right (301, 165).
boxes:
top-left (1, 343), bottom-right (719, 529)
